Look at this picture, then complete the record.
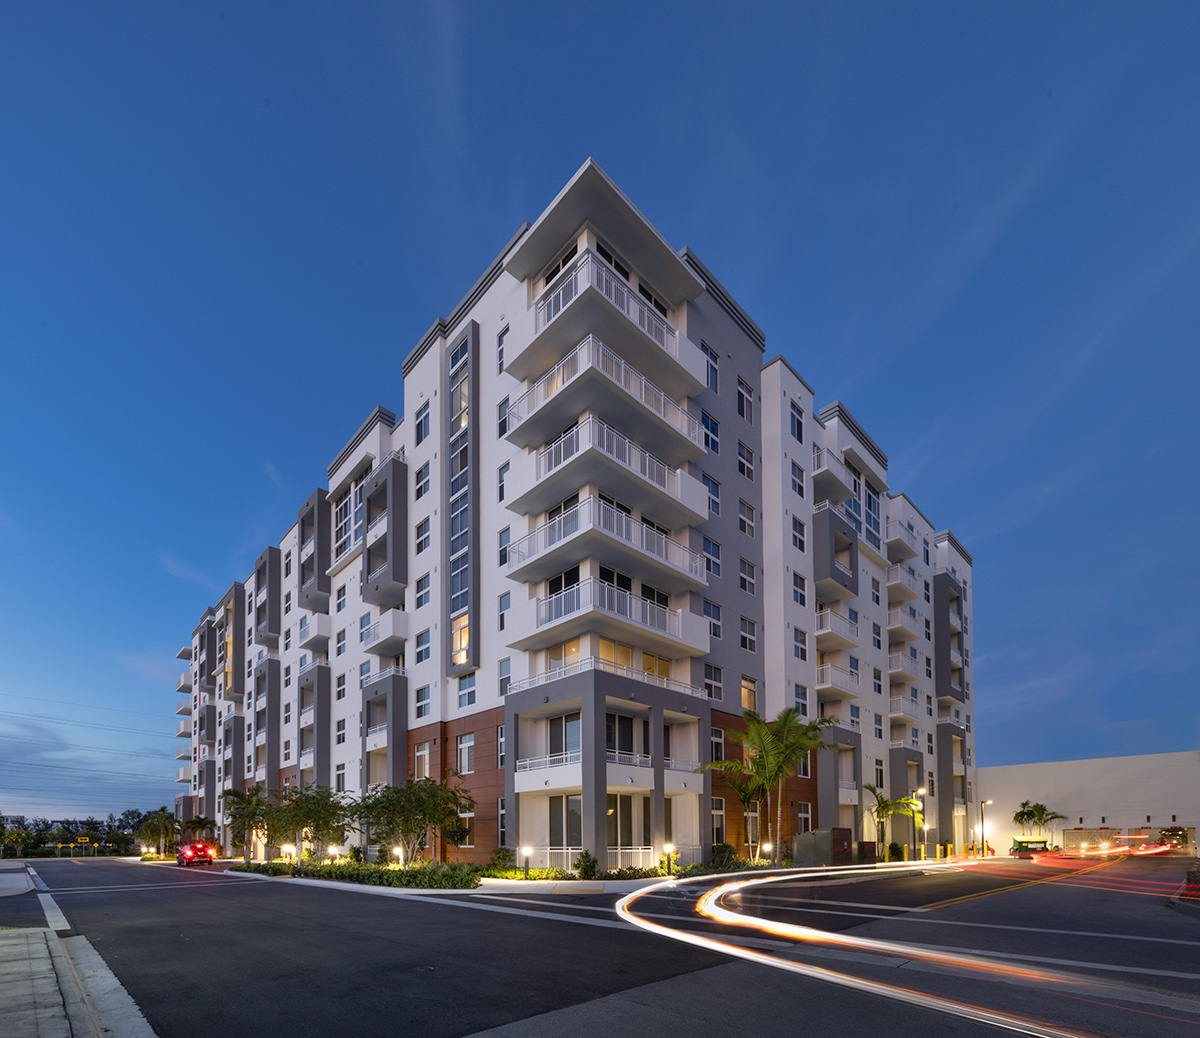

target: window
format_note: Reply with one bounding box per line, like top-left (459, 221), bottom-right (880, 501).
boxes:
top-left (734, 676), bottom-right (753, 710)
top-left (415, 518), bottom-right (430, 554)
top-left (335, 763), bottom-right (345, 792)
top-left (792, 517), bottom-right (806, 552)
top-left (872, 623), bottom-right (882, 649)
top-left (798, 751), bottom-right (810, 778)
top-left (703, 663), bottom-right (723, 700)
top-left (702, 473), bottom-right (720, 515)
top-left (871, 577), bottom-right (880, 606)
top-left (284, 551), bottom-right (292, 578)
top-left (926, 694), bottom-right (934, 717)
top-left (497, 725), bottom-right (506, 766)
top-left (702, 412), bottom-right (720, 453)
top-left (739, 558), bottom-right (756, 595)
top-left (791, 461), bottom-right (805, 497)
top-left (415, 462), bottom-right (429, 500)
top-left (336, 673), bottom-right (346, 700)
top-left (336, 630), bottom-right (346, 656)
top-left (497, 797), bottom-right (506, 847)
top-left (498, 527), bottom-right (510, 566)
top-left (336, 585), bottom-right (346, 612)
top-left (927, 733), bottom-right (934, 755)
top-left (457, 733), bottom-right (475, 774)
top-left (284, 591), bottom-right (291, 614)
top-left (702, 537), bottom-right (721, 577)
top-left (928, 771), bottom-right (935, 797)
top-left (498, 657), bottom-right (511, 697)
top-left (497, 462), bottom-right (509, 502)
top-left (712, 797), bottom-right (726, 845)
top-left (738, 500), bottom-right (755, 538)
top-left (790, 401), bottom-right (804, 443)
top-left (795, 683), bottom-right (808, 717)
top-left (336, 719), bottom-right (346, 745)
top-left (793, 628), bottom-right (807, 660)
top-left (710, 728), bottom-right (725, 762)
top-left (415, 573), bottom-right (430, 609)
top-left (798, 803), bottom-right (812, 834)
top-left (284, 703), bottom-right (292, 723)
top-left (701, 342), bottom-right (718, 391)
top-left (360, 660), bottom-right (370, 687)
top-left (497, 326), bottom-right (508, 373)
top-left (925, 618), bottom-right (932, 641)
top-left (737, 442), bottom-right (754, 480)
top-left (703, 599), bottom-right (722, 638)
top-left (874, 758), bottom-right (885, 788)
top-left (926, 656), bottom-right (933, 679)
top-left (740, 619), bottom-right (757, 654)
top-left (874, 714), bottom-right (884, 739)
top-left (414, 741), bottom-right (429, 779)
top-left (924, 539), bottom-right (930, 565)
top-left (416, 629), bottom-right (430, 664)
top-left (415, 685), bottom-right (430, 719)
top-left (284, 665), bottom-right (291, 688)
top-left (497, 397), bottom-right (509, 438)
top-left (924, 580), bottom-right (931, 604)
top-left (793, 573), bottom-right (806, 606)
top-left (458, 673), bottom-right (476, 708)
top-left (415, 401), bottom-right (430, 445)
top-left (737, 378), bottom-right (753, 422)
top-left (284, 629), bottom-right (292, 651)
top-left (451, 613), bottom-right (469, 666)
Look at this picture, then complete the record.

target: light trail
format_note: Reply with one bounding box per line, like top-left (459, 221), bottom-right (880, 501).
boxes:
top-left (616, 863), bottom-right (1197, 1037)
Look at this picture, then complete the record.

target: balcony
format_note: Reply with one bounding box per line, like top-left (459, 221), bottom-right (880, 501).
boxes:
top-left (888, 652), bottom-right (921, 683)
top-left (176, 696), bottom-right (192, 716)
top-left (937, 707), bottom-right (965, 729)
top-left (254, 766), bottom-right (266, 783)
top-left (509, 577), bottom-right (709, 658)
top-left (811, 448), bottom-right (855, 503)
top-left (889, 696), bottom-right (920, 720)
top-left (885, 520), bottom-right (919, 562)
top-left (509, 656), bottom-right (706, 700)
top-left (176, 744), bottom-right (190, 760)
top-left (506, 496), bottom-right (706, 593)
top-left (886, 565), bottom-right (920, 603)
top-left (953, 757), bottom-right (967, 776)
top-left (176, 767), bottom-right (191, 784)
top-left (664, 757), bottom-right (700, 773)
top-left (511, 251), bottom-right (705, 396)
top-left (887, 607), bottom-right (921, 642)
top-left (366, 509), bottom-right (388, 545)
top-left (362, 666), bottom-right (407, 694)
top-left (606, 750), bottom-right (651, 768)
top-left (300, 535), bottom-right (315, 561)
top-left (299, 748), bottom-right (314, 770)
top-left (814, 609), bottom-right (858, 651)
top-left (838, 780), bottom-right (860, 805)
top-left (255, 730), bottom-right (267, 747)
top-left (507, 414), bottom-right (707, 528)
top-left (297, 613), bottom-right (331, 651)
top-left (176, 672), bottom-right (192, 694)
top-left (176, 719), bottom-right (192, 738)
top-left (299, 705), bottom-right (315, 728)
top-left (298, 658), bottom-right (330, 686)
top-left (363, 610), bottom-right (408, 656)
top-left (949, 647), bottom-right (963, 670)
top-left (815, 664), bottom-right (859, 700)
top-left (890, 736), bottom-right (920, 752)
top-left (177, 644), bottom-right (192, 661)
top-left (516, 750), bottom-right (583, 773)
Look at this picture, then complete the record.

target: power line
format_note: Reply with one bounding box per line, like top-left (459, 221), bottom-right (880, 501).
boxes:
top-left (0, 735), bottom-right (174, 761)
top-left (0, 691), bottom-right (171, 719)
top-left (0, 711), bottom-right (173, 738)
top-left (0, 760), bottom-right (171, 781)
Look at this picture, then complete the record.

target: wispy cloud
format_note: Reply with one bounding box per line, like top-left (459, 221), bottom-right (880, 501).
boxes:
top-left (156, 550), bottom-right (218, 590)
top-left (263, 462), bottom-right (286, 490)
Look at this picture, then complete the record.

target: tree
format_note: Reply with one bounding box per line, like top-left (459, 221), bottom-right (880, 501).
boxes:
top-left (701, 757), bottom-right (765, 860)
top-left (1013, 800), bottom-right (1034, 836)
top-left (276, 786), bottom-right (351, 856)
top-left (3, 827), bottom-right (34, 857)
top-left (182, 816), bottom-right (217, 844)
top-left (360, 777), bottom-right (473, 869)
top-left (223, 787), bottom-right (274, 863)
top-left (1027, 803), bottom-right (1066, 839)
top-left (138, 806), bottom-right (177, 856)
top-left (863, 785), bottom-right (923, 860)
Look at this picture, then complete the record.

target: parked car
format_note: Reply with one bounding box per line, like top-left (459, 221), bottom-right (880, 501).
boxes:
top-left (176, 842), bottom-right (215, 867)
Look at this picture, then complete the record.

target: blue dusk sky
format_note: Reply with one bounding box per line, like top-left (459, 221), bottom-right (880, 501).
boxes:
top-left (1, 3), bottom-right (1197, 821)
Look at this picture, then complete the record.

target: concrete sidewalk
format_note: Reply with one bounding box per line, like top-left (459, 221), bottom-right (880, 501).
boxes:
top-left (0, 862), bottom-right (158, 1038)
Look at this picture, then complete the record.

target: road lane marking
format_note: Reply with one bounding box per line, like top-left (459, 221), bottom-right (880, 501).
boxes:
top-left (920, 859), bottom-right (1117, 910)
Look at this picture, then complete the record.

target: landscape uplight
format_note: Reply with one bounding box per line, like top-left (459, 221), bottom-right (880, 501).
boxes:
top-left (328, 844), bottom-right (338, 860)
top-left (393, 846), bottom-right (404, 866)
top-left (663, 842), bottom-right (675, 875)
top-left (281, 844), bottom-right (296, 860)
top-left (521, 845), bottom-right (533, 881)
top-left (761, 841), bottom-right (772, 863)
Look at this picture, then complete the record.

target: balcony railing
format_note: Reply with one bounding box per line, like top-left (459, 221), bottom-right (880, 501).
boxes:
top-left (815, 609), bottom-right (858, 641)
top-left (811, 447), bottom-right (850, 485)
top-left (828, 714), bottom-right (860, 731)
top-left (509, 655), bottom-right (706, 699)
top-left (299, 705), bottom-right (314, 726)
top-left (890, 697), bottom-right (920, 719)
top-left (606, 750), bottom-right (651, 768)
top-left (537, 578), bottom-right (683, 640)
top-left (367, 722), bottom-right (388, 736)
top-left (890, 737), bottom-right (921, 751)
top-left (363, 666), bottom-right (407, 691)
top-left (301, 536), bottom-right (314, 556)
top-left (367, 448), bottom-right (406, 480)
top-left (536, 414), bottom-right (689, 498)
top-left (886, 520), bottom-right (918, 554)
top-left (815, 664), bottom-right (859, 695)
top-left (368, 511), bottom-right (387, 534)
top-left (838, 779), bottom-right (858, 790)
top-left (508, 496), bottom-right (703, 580)
top-left (298, 658), bottom-right (329, 679)
top-left (367, 563), bottom-right (389, 584)
top-left (887, 607), bottom-right (920, 638)
top-left (510, 334), bottom-right (700, 446)
top-left (607, 847), bottom-right (656, 870)
top-left (516, 750), bottom-right (583, 772)
top-left (534, 251), bottom-right (678, 356)
top-left (886, 565), bottom-right (921, 596)
top-left (664, 757), bottom-right (700, 773)
top-left (302, 577), bottom-right (316, 593)
top-left (833, 558), bottom-right (854, 579)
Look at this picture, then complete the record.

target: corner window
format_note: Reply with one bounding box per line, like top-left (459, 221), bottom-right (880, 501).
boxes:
top-left (701, 342), bottom-right (718, 391)
top-left (790, 401), bottom-right (804, 443)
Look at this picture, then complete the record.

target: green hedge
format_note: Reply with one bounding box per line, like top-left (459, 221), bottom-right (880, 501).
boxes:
top-left (229, 860), bottom-right (480, 888)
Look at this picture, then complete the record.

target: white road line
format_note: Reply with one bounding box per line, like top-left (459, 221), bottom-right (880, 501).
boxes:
top-left (47, 880), bottom-right (256, 894)
top-left (731, 894), bottom-right (930, 912)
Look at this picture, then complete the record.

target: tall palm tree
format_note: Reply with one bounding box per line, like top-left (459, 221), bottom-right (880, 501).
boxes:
top-left (223, 786), bottom-right (273, 864)
top-left (138, 806), bottom-right (176, 856)
top-left (700, 759), bottom-right (765, 860)
top-left (864, 785), bottom-right (923, 860)
top-left (1028, 804), bottom-right (1066, 839)
top-left (1013, 800), bottom-right (1034, 836)
top-left (182, 816), bottom-right (217, 844)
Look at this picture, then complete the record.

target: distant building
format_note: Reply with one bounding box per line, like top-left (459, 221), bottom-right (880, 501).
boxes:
top-left (978, 751), bottom-right (1199, 850)
top-left (172, 160), bottom-right (977, 864)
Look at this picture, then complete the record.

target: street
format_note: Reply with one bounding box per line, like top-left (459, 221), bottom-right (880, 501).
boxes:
top-left (3, 854), bottom-right (1198, 1037)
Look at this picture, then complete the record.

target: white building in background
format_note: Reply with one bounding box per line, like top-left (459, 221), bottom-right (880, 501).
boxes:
top-left (978, 751), bottom-right (1199, 851)
top-left (173, 159), bottom-right (977, 865)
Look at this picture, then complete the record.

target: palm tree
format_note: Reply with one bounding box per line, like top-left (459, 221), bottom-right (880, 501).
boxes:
top-left (1028, 804), bottom-right (1066, 840)
top-left (1013, 800), bottom-right (1034, 836)
top-left (864, 785), bottom-right (923, 860)
top-left (223, 786), bottom-right (273, 863)
top-left (182, 816), bottom-right (217, 844)
top-left (138, 806), bottom-right (176, 856)
top-left (701, 758), bottom-right (765, 860)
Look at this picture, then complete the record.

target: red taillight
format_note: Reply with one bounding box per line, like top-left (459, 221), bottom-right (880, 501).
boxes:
top-left (185, 850), bottom-right (194, 857)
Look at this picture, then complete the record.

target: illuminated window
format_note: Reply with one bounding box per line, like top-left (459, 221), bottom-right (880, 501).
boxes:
top-left (451, 613), bottom-right (469, 666)
top-left (741, 675), bottom-right (757, 710)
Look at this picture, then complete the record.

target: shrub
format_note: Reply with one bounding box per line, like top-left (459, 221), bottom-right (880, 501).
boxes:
top-left (489, 846), bottom-right (515, 869)
top-left (1184, 868), bottom-right (1200, 900)
top-left (346, 845), bottom-right (364, 863)
top-left (601, 865), bottom-right (665, 880)
top-left (573, 849), bottom-right (599, 880)
top-left (710, 843), bottom-right (738, 868)
top-left (888, 842), bottom-right (903, 862)
top-left (474, 866), bottom-right (575, 881)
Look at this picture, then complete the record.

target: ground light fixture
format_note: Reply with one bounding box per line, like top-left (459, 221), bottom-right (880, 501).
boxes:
top-left (393, 846), bottom-right (404, 866)
top-left (761, 842), bottom-right (772, 863)
top-left (980, 799), bottom-right (993, 855)
top-left (521, 845), bottom-right (532, 880)
top-left (663, 842), bottom-right (674, 875)
top-left (328, 845), bottom-right (338, 860)
top-left (281, 844), bottom-right (296, 860)
top-left (911, 787), bottom-right (927, 859)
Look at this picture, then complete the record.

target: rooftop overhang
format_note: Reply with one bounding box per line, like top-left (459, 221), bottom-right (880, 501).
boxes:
top-left (506, 159), bottom-right (704, 307)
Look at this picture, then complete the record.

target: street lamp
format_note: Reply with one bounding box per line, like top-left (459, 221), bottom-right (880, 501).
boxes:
top-left (911, 787), bottom-right (926, 860)
top-left (760, 842), bottom-right (772, 865)
top-left (663, 842), bottom-right (675, 876)
top-left (521, 845), bottom-right (532, 881)
top-left (979, 799), bottom-right (993, 857)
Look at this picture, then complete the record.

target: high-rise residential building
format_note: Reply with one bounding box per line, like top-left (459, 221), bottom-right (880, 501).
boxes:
top-left (173, 160), bottom-right (976, 865)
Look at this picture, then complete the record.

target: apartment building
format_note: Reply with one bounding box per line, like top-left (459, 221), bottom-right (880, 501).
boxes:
top-left (173, 160), bottom-right (976, 865)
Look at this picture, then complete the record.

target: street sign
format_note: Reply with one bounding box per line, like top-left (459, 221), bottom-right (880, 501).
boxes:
top-left (77, 836), bottom-right (90, 843)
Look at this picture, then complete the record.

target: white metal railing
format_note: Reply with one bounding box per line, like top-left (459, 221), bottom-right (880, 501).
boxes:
top-left (890, 697), bottom-right (920, 719)
top-left (949, 648), bottom-right (963, 668)
top-left (301, 536), bottom-right (314, 556)
top-left (363, 666), bottom-right (407, 690)
top-left (368, 563), bottom-right (388, 583)
top-left (832, 558), bottom-right (853, 579)
top-left (815, 664), bottom-right (859, 694)
top-left (299, 748), bottom-right (313, 762)
top-left (299, 658), bottom-right (329, 679)
top-left (509, 656), bottom-right (707, 699)
top-left (528, 847), bottom-right (583, 870)
top-left (534, 414), bottom-right (687, 498)
top-left (516, 750), bottom-right (583, 772)
top-left (509, 334), bottom-right (699, 445)
top-left (954, 796), bottom-right (966, 806)
top-left (886, 565), bottom-right (921, 595)
top-left (508, 496), bottom-right (703, 580)
top-left (811, 447), bottom-right (851, 486)
top-left (368, 511), bottom-right (387, 533)
top-left (664, 757), bottom-right (700, 772)
top-left (537, 578), bottom-right (683, 639)
top-left (885, 520), bottom-right (918, 553)
top-left (254, 767), bottom-right (266, 781)
top-left (890, 737), bottom-right (921, 751)
top-left (367, 723), bottom-right (387, 736)
top-left (368, 448), bottom-right (406, 480)
top-left (827, 713), bottom-right (860, 731)
top-left (889, 652), bottom-right (918, 674)
top-left (606, 750), bottom-right (651, 768)
top-left (302, 577), bottom-right (315, 592)
top-left (887, 607), bottom-right (920, 636)
top-left (299, 705), bottom-right (314, 726)
top-left (607, 846), bottom-right (656, 870)
top-left (815, 609), bottom-right (858, 641)
top-left (838, 780), bottom-right (858, 790)
top-left (534, 251), bottom-right (678, 356)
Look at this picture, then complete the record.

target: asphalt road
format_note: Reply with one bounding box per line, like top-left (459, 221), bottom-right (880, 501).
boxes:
top-left (6, 854), bottom-right (1199, 1038)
